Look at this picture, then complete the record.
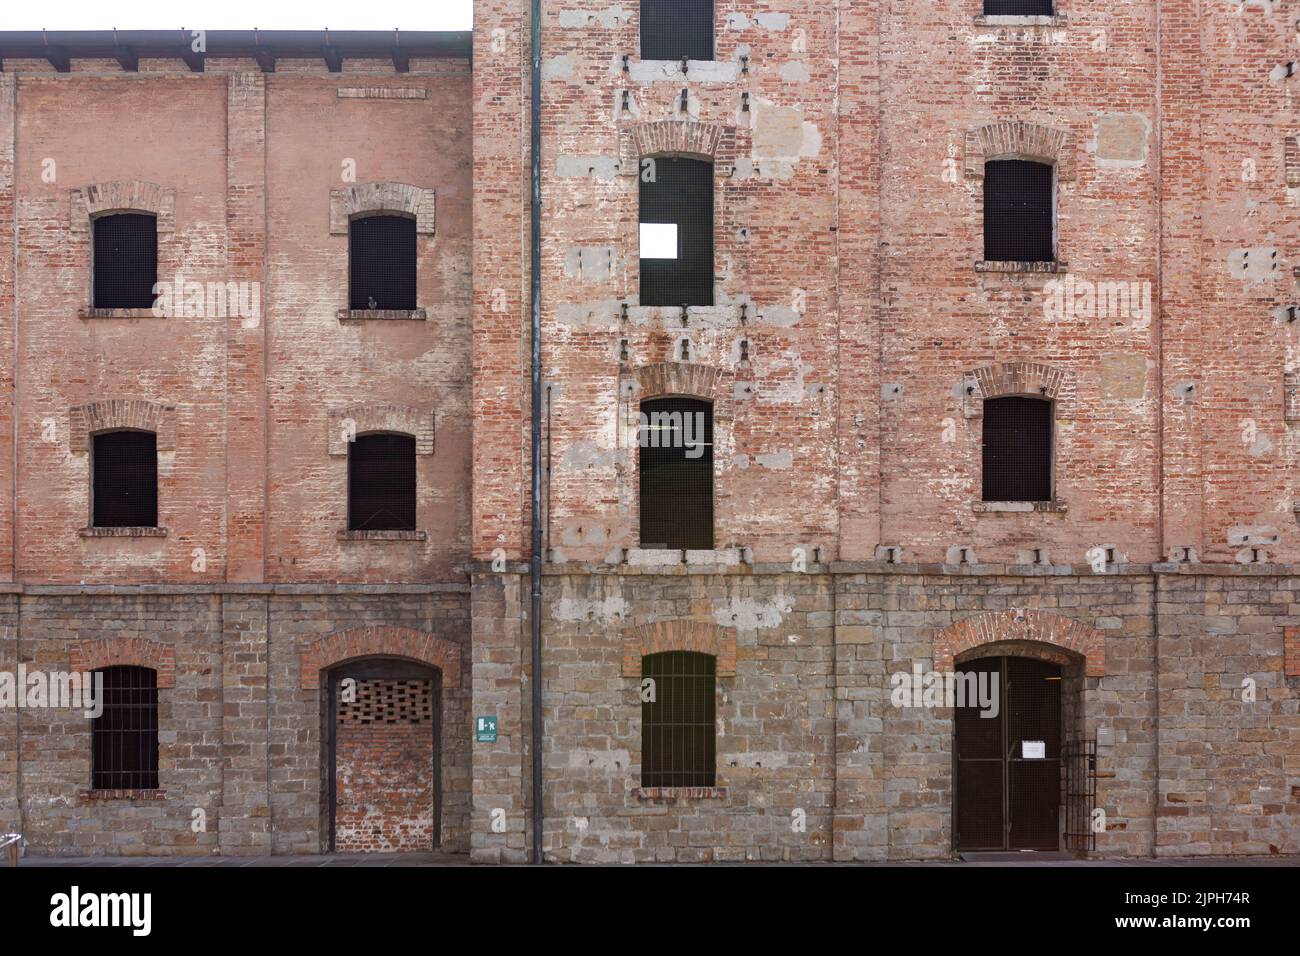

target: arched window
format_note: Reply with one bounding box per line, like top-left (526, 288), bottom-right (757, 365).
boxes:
top-left (639, 157), bottom-right (714, 307)
top-left (92, 430), bottom-right (158, 528)
top-left (93, 213), bottom-right (158, 309)
top-left (641, 651), bottom-right (716, 788)
top-left (640, 0), bottom-right (714, 61)
top-left (349, 214), bottom-right (417, 311)
top-left (348, 433), bottom-right (417, 531)
top-left (982, 397), bottom-right (1053, 502)
top-left (92, 666), bottom-right (160, 791)
top-left (983, 159), bottom-right (1054, 263)
top-left (639, 397), bottom-right (713, 549)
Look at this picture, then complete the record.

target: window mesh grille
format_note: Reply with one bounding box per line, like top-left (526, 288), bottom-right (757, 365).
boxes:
top-left (92, 666), bottom-right (159, 791)
top-left (640, 0), bottom-right (714, 61)
top-left (641, 651), bottom-right (716, 788)
top-left (983, 159), bottom-right (1054, 263)
top-left (93, 213), bottom-right (158, 309)
top-left (348, 433), bottom-right (417, 531)
top-left (639, 157), bottom-right (714, 307)
top-left (639, 397), bottom-right (713, 550)
top-left (349, 214), bottom-right (417, 310)
top-left (981, 396), bottom-right (1053, 502)
top-left (92, 430), bottom-right (159, 528)
top-left (984, 0), bottom-right (1054, 14)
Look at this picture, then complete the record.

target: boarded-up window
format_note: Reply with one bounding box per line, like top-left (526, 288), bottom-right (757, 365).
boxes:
top-left (348, 433), bottom-right (417, 531)
top-left (93, 213), bottom-right (158, 309)
top-left (640, 0), bottom-right (714, 61)
top-left (350, 214), bottom-right (417, 310)
top-left (92, 666), bottom-right (159, 791)
top-left (641, 651), bottom-right (716, 788)
top-left (983, 159), bottom-right (1054, 263)
top-left (92, 430), bottom-right (158, 528)
top-left (982, 397), bottom-right (1053, 502)
top-left (639, 157), bottom-right (714, 307)
top-left (639, 397), bottom-right (713, 549)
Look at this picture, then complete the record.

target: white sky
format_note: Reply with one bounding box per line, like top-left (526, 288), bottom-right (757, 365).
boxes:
top-left (0, 1), bottom-right (474, 31)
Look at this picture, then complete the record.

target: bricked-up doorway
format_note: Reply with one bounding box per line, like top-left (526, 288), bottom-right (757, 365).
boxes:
top-left (326, 660), bottom-right (442, 852)
top-left (953, 655), bottom-right (1064, 851)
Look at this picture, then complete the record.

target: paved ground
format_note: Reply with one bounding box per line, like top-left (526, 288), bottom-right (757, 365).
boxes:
top-left (12, 852), bottom-right (1300, 867)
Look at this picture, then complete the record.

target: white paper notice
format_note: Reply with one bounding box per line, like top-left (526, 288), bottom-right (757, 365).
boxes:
top-left (1023, 740), bottom-right (1046, 759)
top-left (640, 222), bottom-right (678, 259)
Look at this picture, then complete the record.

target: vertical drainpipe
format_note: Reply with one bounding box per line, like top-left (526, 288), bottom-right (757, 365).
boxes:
top-left (529, 0), bottom-right (545, 865)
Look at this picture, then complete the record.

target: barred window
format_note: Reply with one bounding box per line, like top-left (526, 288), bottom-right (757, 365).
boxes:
top-left (92, 213), bottom-right (158, 309)
top-left (348, 433), bottom-right (417, 531)
top-left (640, 0), bottom-right (714, 61)
top-left (92, 430), bottom-right (158, 528)
top-left (639, 157), bottom-right (714, 308)
top-left (983, 0), bottom-right (1053, 14)
top-left (982, 396), bottom-right (1053, 502)
top-left (641, 651), bottom-right (716, 788)
top-left (983, 159), bottom-right (1055, 263)
top-left (639, 397), bottom-right (713, 550)
top-left (92, 666), bottom-right (159, 791)
top-left (349, 214), bottom-right (417, 311)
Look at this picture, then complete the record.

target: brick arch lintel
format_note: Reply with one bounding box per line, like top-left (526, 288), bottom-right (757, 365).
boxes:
top-left (964, 120), bottom-right (1076, 182)
top-left (300, 626), bottom-right (462, 690)
top-left (622, 620), bottom-right (737, 678)
top-left (327, 403), bottom-right (435, 456)
top-left (69, 399), bottom-right (177, 453)
top-left (70, 180), bottom-right (176, 234)
top-left (933, 609), bottom-right (1104, 677)
top-left (632, 362), bottom-right (723, 403)
top-left (961, 361), bottom-right (1076, 420)
top-left (329, 181), bottom-right (436, 235)
top-left (618, 120), bottom-right (738, 177)
top-left (70, 638), bottom-right (176, 688)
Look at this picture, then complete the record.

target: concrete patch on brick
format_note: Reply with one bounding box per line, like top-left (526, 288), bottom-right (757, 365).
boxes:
top-left (1099, 352), bottom-right (1147, 401)
top-left (558, 6), bottom-right (631, 29)
top-left (560, 440), bottom-right (617, 471)
top-left (733, 453), bottom-right (750, 469)
top-left (1227, 247), bottom-right (1281, 281)
top-left (778, 62), bottom-right (811, 84)
top-left (554, 155), bottom-right (620, 179)
top-left (723, 750), bottom-right (792, 768)
top-left (724, 12), bottom-right (752, 29)
top-left (714, 596), bottom-right (789, 630)
top-left (755, 450), bottom-right (794, 470)
top-left (556, 299), bottom-right (622, 327)
top-left (755, 303), bottom-right (801, 326)
top-left (551, 593), bottom-right (628, 623)
top-left (752, 99), bottom-right (821, 163)
top-left (1091, 113), bottom-right (1150, 169)
top-left (754, 12), bottom-right (791, 30)
top-left (542, 55), bottom-right (575, 82)
top-left (563, 246), bottom-right (619, 282)
top-left (568, 749), bottom-right (631, 771)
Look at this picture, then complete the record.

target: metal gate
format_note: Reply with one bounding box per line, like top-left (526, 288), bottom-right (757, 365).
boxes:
top-left (1063, 739), bottom-right (1098, 853)
top-left (954, 656), bottom-right (1062, 851)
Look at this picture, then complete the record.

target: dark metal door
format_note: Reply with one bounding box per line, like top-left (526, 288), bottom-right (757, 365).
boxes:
top-left (954, 656), bottom-right (1062, 851)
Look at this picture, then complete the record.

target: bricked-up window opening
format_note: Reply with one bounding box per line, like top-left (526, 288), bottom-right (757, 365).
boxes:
top-left (639, 397), bottom-right (713, 549)
top-left (982, 397), bottom-right (1053, 502)
top-left (92, 430), bottom-right (158, 528)
top-left (640, 157), bottom-right (714, 307)
top-left (640, 0), bottom-right (714, 61)
top-left (983, 160), bottom-right (1054, 263)
top-left (641, 651), bottom-right (716, 788)
top-left (348, 433), bottom-right (417, 531)
top-left (91, 666), bottom-right (159, 791)
top-left (983, 0), bottom-right (1054, 14)
top-left (349, 214), bottom-right (417, 310)
top-left (92, 213), bottom-right (158, 309)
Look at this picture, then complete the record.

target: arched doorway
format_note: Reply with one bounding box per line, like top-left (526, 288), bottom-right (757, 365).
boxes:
top-left (325, 658), bottom-right (442, 852)
top-left (953, 653), bottom-right (1069, 852)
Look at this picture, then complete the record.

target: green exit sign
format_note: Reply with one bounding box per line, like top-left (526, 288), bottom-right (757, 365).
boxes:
top-left (475, 716), bottom-right (498, 743)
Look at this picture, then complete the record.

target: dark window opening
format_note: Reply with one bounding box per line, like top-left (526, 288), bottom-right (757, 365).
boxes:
top-left (348, 433), bottom-right (417, 531)
top-left (640, 0), bottom-right (714, 61)
top-left (92, 430), bottom-right (158, 528)
top-left (92, 666), bottom-right (160, 791)
top-left (92, 213), bottom-right (158, 309)
top-left (983, 159), bottom-right (1054, 263)
top-left (349, 214), bottom-right (417, 311)
top-left (982, 396), bottom-right (1053, 502)
top-left (641, 651), bottom-right (715, 788)
top-left (639, 157), bottom-right (714, 307)
top-left (639, 397), bottom-right (713, 549)
top-left (984, 0), bottom-right (1054, 14)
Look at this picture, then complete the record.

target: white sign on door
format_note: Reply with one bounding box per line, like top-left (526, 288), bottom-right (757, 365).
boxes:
top-left (1023, 741), bottom-right (1046, 759)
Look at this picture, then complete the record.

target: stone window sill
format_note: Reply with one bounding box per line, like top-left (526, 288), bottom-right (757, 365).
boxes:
top-left (337, 308), bottom-right (427, 322)
top-left (79, 789), bottom-right (166, 801)
top-left (975, 260), bottom-right (1066, 274)
top-left (974, 15), bottom-right (1068, 27)
top-left (972, 500), bottom-right (1068, 513)
top-left (336, 529), bottom-right (428, 541)
top-left (80, 526), bottom-right (169, 537)
top-left (637, 787), bottom-right (727, 801)
top-left (78, 307), bottom-right (163, 319)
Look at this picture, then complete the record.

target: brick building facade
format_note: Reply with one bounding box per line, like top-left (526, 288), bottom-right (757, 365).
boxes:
top-left (1, 3), bottom-right (1298, 862)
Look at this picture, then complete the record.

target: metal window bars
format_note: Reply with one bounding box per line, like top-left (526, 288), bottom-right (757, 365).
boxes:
top-left (349, 214), bottom-right (417, 311)
top-left (983, 159), bottom-right (1054, 263)
top-left (640, 0), bottom-right (714, 61)
top-left (638, 397), bottom-right (714, 550)
top-left (639, 157), bottom-right (715, 308)
top-left (91, 666), bottom-right (160, 791)
top-left (92, 430), bottom-right (159, 528)
top-left (641, 651), bottom-right (716, 788)
top-left (981, 396), bottom-right (1053, 503)
top-left (93, 212), bottom-right (158, 309)
top-left (348, 433), bottom-right (417, 531)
